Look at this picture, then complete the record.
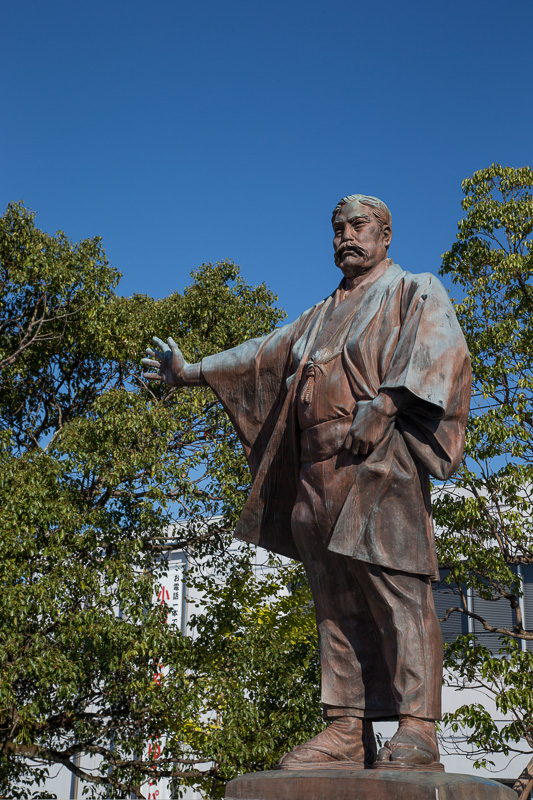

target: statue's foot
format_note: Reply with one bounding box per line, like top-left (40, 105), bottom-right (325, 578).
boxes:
top-left (276, 717), bottom-right (376, 770)
top-left (376, 717), bottom-right (443, 771)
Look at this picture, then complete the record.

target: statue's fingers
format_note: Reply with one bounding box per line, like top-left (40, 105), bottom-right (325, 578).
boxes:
top-left (167, 337), bottom-right (185, 360)
top-left (152, 336), bottom-right (169, 352)
top-left (343, 432), bottom-right (353, 451)
top-left (142, 358), bottom-right (161, 369)
top-left (143, 371), bottom-right (163, 381)
top-left (145, 348), bottom-right (161, 360)
top-left (348, 434), bottom-right (366, 455)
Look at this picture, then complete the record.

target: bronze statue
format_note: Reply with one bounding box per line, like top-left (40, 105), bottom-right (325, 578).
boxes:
top-left (143, 194), bottom-right (471, 771)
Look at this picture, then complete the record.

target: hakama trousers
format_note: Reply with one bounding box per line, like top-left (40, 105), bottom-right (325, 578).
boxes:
top-left (291, 450), bottom-right (442, 721)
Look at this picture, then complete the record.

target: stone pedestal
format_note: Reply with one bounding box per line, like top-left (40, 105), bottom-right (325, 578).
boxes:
top-left (225, 768), bottom-right (517, 800)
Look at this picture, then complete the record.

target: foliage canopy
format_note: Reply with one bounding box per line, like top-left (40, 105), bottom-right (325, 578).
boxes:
top-left (0, 202), bottom-right (321, 798)
top-left (434, 164), bottom-right (533, 791)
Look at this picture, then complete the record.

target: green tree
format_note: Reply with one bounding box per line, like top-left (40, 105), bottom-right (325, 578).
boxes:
top-left (0, 202), bottom-right (321, 798)
top-left (434, 165), bottom-right (533, 797)
top-left (179, 547), bottom-right (321, 799)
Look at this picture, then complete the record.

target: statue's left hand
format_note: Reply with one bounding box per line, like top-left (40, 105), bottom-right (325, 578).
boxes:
top-left (142, 336), bottom-right (188, 387)
top-left (344, 395), bottom-right (397, 456)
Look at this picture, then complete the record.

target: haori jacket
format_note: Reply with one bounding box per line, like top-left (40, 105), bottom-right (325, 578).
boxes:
top-left (199, 259), bottom-right (471, 578)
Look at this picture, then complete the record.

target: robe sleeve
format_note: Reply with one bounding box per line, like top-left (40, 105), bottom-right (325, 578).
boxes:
top-left (200, 304), bottom-right (322, 476)
top-left (199, 302), bottom-right (331, 560)
top-left (380, 274), bottom-right (471, 480)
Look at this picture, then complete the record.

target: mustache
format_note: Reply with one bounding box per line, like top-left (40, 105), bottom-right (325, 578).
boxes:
top-left (334, 243), bottom-right (369, 262)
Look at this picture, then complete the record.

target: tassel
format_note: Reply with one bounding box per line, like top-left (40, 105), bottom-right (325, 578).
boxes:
top-left (299, 350), bottom-right (340, 405)
top-left (300, 363), bottom-right (317, 404)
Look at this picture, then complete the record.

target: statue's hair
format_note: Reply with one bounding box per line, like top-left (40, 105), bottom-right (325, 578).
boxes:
top-left (332, 194), bottom-right (391, 231)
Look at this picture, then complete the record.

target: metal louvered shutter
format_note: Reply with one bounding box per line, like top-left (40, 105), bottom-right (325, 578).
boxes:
top-left (521, 565), bottom-right (533, 651)
top-left (432, 570), bottom-right (469, 644)
top-left (472, 591), bottom-right (516, 656)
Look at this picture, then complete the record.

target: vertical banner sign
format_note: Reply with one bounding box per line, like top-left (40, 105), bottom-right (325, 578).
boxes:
top-left (145, 552), bottom-right (186, 800)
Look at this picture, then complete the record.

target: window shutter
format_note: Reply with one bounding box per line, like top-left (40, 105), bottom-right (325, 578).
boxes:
top-left (432, 569), bottom-right (469, 644)
top-left (472, 591), bottom-right (516, 656)
top-left (521, 565), bottom-right (533, 651)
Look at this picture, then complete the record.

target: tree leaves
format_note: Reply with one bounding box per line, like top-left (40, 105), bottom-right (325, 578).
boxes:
top-left (0, 202), bottom-right (319, 798)
top-left (435, 165), bottom-right (533, 777)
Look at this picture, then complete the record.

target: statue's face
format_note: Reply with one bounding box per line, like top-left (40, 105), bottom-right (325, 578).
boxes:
top-left (332, 200), bottom-right (391, 277)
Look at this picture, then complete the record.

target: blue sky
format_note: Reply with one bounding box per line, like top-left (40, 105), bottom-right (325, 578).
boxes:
top-left (1, 0), bottom-right (531, 323)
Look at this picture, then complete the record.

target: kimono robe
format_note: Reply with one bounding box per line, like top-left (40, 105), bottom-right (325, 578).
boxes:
top-left (201, 259), bottom-right (471, 580)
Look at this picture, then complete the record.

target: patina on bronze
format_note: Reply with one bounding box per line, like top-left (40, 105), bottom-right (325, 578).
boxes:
top-left (143, 194), bottom-right (471, 771)
top-left (225, 768), bottom-right (517, 800)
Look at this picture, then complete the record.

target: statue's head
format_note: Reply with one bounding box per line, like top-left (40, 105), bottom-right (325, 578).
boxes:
top-left (331, 194), bottom-right (392, 277)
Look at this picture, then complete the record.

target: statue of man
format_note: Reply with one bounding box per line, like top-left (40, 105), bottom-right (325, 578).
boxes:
top-left (143, 194), bottom-right (471, 771)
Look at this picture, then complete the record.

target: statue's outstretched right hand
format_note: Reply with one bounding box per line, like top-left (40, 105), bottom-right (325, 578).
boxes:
top-left (143, 336), bottom-right (188, 387)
